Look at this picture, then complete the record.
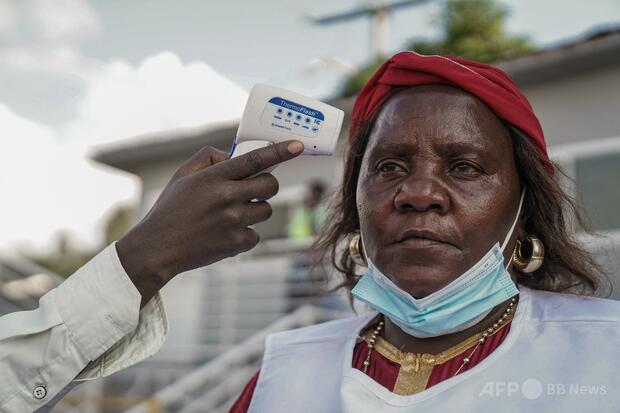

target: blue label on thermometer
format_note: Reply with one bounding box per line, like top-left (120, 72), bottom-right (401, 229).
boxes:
top-left (261, 97), bottom-right (324, 138)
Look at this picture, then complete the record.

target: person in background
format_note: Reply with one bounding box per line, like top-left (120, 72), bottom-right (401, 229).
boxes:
top-left (286, 180), bottom-right (327, 240)
top-left (284, 180), bottom-right (333, 311)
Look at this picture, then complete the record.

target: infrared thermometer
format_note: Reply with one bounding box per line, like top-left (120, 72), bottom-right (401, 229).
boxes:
top-left (229, 84), bottom-right (344, 175)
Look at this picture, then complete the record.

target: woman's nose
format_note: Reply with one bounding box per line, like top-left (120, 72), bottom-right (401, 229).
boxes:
top-left (393, 171), bottom-right (450, 214)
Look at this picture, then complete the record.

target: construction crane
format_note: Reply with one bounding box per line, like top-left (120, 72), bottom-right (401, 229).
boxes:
top-left (311, 0), bottom-right (433, 58)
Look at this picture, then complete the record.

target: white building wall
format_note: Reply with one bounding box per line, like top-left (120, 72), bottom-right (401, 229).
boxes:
top-left (133, 156), bottom-right (190, 221)
top-left (520, 63), bottom-right (620, 146)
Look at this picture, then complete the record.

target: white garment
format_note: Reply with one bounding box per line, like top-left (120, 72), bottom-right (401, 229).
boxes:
top-left (248, 285), bottom-right (620, 412)
top-left (0, 243), bottom-right (168, 413)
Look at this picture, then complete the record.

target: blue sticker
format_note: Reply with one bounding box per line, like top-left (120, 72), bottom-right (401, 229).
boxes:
top-left (268, 97), bottom-right (325, 121)
top-left (261, 96), bottom-right (325, 139)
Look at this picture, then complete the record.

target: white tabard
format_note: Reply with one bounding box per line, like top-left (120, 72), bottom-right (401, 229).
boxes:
top-left (247, 284), bottom-right (620, 413)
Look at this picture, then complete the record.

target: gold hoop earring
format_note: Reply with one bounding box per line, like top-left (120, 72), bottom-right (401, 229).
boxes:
top-left (349, 232), bottom-right (367, 267)
top-left (512, 234), bottom-right (545, 273)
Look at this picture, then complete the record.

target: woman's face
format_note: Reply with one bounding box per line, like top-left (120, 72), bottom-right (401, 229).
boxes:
top-left (356, 85), bottom-right (522, 298)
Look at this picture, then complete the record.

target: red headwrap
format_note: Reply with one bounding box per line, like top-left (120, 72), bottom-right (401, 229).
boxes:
top-left (349, 51), bottom-right (554, 175)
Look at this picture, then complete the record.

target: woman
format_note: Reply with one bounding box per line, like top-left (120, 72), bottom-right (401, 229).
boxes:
top-left (230, 52), bottom-right (620, 412)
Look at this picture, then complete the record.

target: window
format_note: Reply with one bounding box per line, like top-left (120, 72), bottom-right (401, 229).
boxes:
top-left (575, 152), bottom-right (620, 231)
top-left (552, 135), bottom-right (620, 233)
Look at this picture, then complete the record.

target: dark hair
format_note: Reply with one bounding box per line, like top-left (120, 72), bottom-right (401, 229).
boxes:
top-left (311, 91), bottom-right (610, 298)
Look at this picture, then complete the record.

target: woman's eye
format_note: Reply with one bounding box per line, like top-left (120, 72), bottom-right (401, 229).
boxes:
top-left (452, 162), bottom-right (481, 175)
top-left (378, 161), bottom-right (403, 173)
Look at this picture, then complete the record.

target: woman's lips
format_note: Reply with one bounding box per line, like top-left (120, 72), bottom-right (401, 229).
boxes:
top-left (395, 236), bottom-right (451, 249)
top-left (394, 228), bottom-right (458, 249)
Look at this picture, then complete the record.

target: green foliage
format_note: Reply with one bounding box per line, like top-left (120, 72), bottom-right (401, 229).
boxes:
top-left (412, 0), bottom-right (534, 62)
top-left (27, 205), bottom-right (135, 278)
top-left (341, 0), bottom-right (535, 97)
top-left (104, 205), bottom-right (134, 246)
top-left (28, 233), bottom-right (94, 278)
top-left (341, 56), bottom-right (386, 98)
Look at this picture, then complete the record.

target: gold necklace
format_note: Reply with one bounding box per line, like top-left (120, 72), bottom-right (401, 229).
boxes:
top-left (452, 296), bottom-right (517, 376)
top-left (362, 297), bottom-right (518, 378)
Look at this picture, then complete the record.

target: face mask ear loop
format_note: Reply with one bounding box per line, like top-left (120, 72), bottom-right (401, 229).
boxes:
top-left (504, 248), bottom-right (515, 271)
top-left (500, 189), bottom-right (526, 256)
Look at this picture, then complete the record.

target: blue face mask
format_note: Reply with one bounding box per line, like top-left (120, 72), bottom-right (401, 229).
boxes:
top-left (351, 191), bottom-right (524, 338)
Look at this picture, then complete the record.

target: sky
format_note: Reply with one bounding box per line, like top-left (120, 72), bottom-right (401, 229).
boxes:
top-left (1, 0), bottom-right (619, 253)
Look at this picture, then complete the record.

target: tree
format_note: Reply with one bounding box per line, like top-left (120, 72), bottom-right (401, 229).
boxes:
top-left (26, 205), bottom-right (135, 278)
top-left (104, 205), bottom-right (134, 246)
top-left (28, 232), bottom-right (95, 278)
top-left (341, 0), bottom-right (535, 97)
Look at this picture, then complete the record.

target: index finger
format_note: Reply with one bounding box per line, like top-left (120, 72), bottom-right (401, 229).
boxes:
top-left (209, 140), bottom-right (304, 180)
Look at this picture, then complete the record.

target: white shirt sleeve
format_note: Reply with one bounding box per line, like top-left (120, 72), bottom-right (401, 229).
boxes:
top-left (0, 243), bottom-right (168, 412)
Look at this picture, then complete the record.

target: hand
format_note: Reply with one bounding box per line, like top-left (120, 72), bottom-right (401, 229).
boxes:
top-left (116, 140), bottom-right (305, 306)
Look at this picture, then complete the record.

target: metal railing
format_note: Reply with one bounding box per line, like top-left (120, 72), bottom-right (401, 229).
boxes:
top-left (124, 305), bottom-right (350, 413)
